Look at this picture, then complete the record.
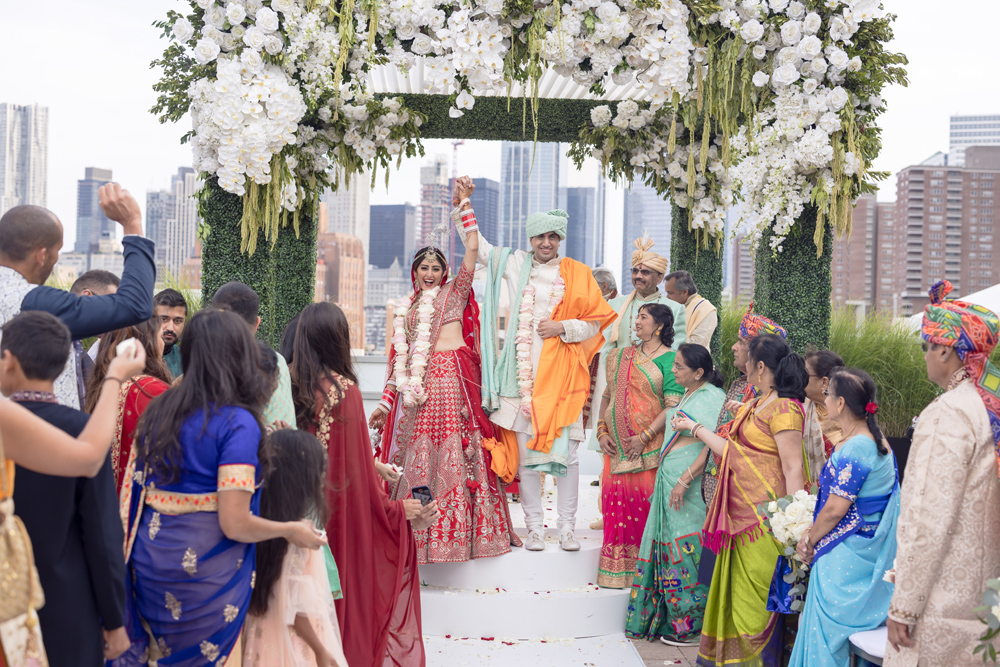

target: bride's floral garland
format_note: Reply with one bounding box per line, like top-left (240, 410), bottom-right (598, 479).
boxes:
top-left (390, 286), bottom-right (440, 407)
top-left (515, 277), bottom-right (566, 419)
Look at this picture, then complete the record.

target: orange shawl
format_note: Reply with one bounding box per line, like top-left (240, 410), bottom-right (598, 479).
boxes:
top-left (528, 258), bottom-right (617, 454)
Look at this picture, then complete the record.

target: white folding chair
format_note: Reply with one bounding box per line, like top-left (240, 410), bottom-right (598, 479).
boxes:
top-left (848, 626), bottom-right (887, 666)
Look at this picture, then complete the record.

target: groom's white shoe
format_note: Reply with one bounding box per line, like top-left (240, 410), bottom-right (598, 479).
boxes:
top-left (559, 531), bottom-right (581, 551)
top-left (524, 530), bottom-right (546, 551)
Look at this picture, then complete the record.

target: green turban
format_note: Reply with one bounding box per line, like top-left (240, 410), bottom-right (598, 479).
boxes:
top-left (526, 209), bottom-right (569, 240)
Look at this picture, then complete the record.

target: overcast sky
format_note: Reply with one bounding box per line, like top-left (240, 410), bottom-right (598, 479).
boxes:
top-left (2, 0), bottom-right (996, 269)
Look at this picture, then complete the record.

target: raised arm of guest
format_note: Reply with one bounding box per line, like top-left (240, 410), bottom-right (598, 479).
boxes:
top-left (21, 184), bottom-right (155, 340)
top-left (0, 348), bottom-right (147, 477)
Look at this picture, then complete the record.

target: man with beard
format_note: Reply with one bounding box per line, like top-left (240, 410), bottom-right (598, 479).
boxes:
top-left (154, 288), bottom-right (187, 379)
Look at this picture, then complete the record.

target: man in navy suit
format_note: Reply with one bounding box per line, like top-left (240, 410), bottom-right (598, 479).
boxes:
top-left (0, 183), bottom-right (156, 407)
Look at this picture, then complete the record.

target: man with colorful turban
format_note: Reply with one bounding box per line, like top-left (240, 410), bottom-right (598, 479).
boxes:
top-left (886, 281), bottom-right (1000, 666)
top-left (456, 193), bottom-right (616, 553)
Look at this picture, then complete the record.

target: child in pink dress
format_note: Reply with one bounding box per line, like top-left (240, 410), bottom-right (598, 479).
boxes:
top-left (244, 430), bottom-right (349, 667)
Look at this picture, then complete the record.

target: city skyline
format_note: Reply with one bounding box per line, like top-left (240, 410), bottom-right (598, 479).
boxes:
top-left (0, 102), bottom-right (48, 215)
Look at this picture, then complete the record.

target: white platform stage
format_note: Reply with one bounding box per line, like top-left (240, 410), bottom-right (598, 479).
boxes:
top-left (419, 475), bottom-right (645, 666)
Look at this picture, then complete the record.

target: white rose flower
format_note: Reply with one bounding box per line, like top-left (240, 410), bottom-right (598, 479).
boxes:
top-left (776, 47), bottom-right (799, 67)
top-left (752, 71), bottom-right (770, 87)
top-left (809, 57), bottom-right (829, 76)
top-left (829, 16), bottom-right (854, 42)
top-left (193, 37), bottom-right (222, 64)
top-left (753, 44), bottom-right (767, 59)
top-left (828, 48), bottom-right (850, 70)
top-left (767, 501), bottom-right (779, 513)
top-left (629, 116), bottom-right (646, 130)
top-left (245, 0), bottom-right (262, 16)
top-left (771, 62), bottom-right (801, 87)
top-left (617, 99), bottom-right (639, 119)
top-left (240, 48), bottom-right (264, 72)
top-left (196, 0), bottom-right (213, 8)
top-left (264, 34), bottom-right (283, 55)
top-left (802, 12), bottom-right (822, 35)
top-left (225, 2), bottom-right (247, 25)
top-left (411, 34), bottom-right (434, 55)
top-left (205, 5), bottom-right (227, 27)
top-left (847, 56), bottom-right (863, 72)
top-left (770, 0), bottom-right (790, 10)
top-left (221, 31), bottom-right (238, 51)
top-left (802, 77), bottom-right (820, 94)
top-left (781, 20), bottom-right (802, 45)
top-left (667, 161), bottom-right (684, 178)
top-left (763, 28), bottom-right (782, 50)
top-left (173, 17), bottom-right (195, 42)
top-left (242, 25), bottom-right (266, 50)
top-left (255, 6), bottom-right (280, 32)
top-left (740, 19), bottom-right (765, 42)
top-left (271, 0), bottom-right (295, 13)
top-left (396, 23), bottom-right (419, 40)
top-left (828, 85), bottom-right (849, 110)
top-left (786, 1), bottom-right (806, 19)
top-left (590, 105), bottom-right (612, 127)
top-left (796, 35), bottom-right (823, 60)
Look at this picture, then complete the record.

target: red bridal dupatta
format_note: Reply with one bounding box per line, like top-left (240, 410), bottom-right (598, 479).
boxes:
top-left (112, 375), bottom-right (170, 495)
top-left (311, 375), bottom-right (424, 667)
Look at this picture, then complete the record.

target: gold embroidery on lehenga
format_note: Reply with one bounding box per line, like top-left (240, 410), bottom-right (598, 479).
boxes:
top-left (223, 604), bottom-right (239, 622)
top-left (156, 636), bottom-right (172, 657)
top-left (165, 592), bottom-right (182, 620)
top-left (148, 512), bottom-right (161, 540)
top-left (200, 640), bottom-right (221, 662)
top-left (182, 548), bottom-right (198, 575)
top-left (251, 570), bottom-right (256, 589)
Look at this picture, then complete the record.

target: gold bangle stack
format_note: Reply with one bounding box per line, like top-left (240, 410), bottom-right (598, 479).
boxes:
top-left (596, 419), bottom-right (610, 439)
top-left (638, 427), bottom-right (656, 446)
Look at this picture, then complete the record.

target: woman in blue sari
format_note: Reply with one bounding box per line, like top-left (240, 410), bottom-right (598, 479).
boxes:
top-left (116, 310), bottom-right (326, 666)
top-left (790, 367), bottom-right (899, 667)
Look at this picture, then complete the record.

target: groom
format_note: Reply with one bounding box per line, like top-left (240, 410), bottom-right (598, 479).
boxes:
top-left (454, 178), bottom-right (615, 551)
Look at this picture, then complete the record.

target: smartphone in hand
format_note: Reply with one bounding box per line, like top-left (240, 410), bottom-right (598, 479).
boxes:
top-left (411, 485), bottom-right (434, 507)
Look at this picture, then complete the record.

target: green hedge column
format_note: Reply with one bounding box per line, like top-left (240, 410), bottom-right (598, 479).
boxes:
top-left (201, 179), bottom-right (317, 348)
top-left (753, 207), bottom-right (833, 353)
top-left (670, 204), bottom-right (723, 357)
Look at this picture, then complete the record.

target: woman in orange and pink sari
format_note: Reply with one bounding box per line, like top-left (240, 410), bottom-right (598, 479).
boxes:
top-left (84, 316), bottom-right (172, 494)
top-left (671, 333), bottom-right (808, 667)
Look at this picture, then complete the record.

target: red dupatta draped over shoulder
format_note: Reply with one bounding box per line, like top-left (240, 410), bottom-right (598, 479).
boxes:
top-left (112, 375), bottom-right (170, 495)
top-left (310, 374), bottom-right (425, 667)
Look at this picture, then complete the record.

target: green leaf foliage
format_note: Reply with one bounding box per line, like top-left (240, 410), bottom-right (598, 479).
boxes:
top-left (200, 179), bottom-right (317, 348)
top-left (754, 207), bottom-right (833, 353)
top-left (670, 203), bottom-right (722, 357)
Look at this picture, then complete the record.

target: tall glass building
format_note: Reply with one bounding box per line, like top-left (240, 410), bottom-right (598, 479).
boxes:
top-left (499, 142), bottom-right (560, 251)
top-left (621, 182), bottom-right (672, 290)
top-left (949, 114), bottom-right (1000, 167)
top-left (0, 102), bottom-right (48, 216)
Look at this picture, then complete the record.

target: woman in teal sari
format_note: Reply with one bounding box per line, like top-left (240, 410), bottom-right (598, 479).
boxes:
top-left (790, 367), bottom-right (899, 667)
top-left (626, 343), bottom-right (727, 646)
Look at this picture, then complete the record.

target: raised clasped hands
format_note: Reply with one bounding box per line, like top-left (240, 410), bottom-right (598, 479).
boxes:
top-left (451, 175), bottom-right (475, 209)
top-left (536, 318), bottom-right (565, 340)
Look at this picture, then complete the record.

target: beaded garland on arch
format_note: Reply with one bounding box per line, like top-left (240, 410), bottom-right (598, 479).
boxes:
top-left (390, 286), bottom-right (440, 407)
top-left (515, 276), bottom-right (566, 419)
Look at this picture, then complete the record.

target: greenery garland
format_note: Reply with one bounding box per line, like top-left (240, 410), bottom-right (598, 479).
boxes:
top-left (200, 178), bottom-right (316, 348)
top-left (753, 206), bottom-right (833, 353)
top-left (670, 203), bottom-right (723, 358)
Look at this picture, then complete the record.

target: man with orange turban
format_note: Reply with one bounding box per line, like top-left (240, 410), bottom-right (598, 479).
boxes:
top-left (886, 281), bottom-right (1000, 666)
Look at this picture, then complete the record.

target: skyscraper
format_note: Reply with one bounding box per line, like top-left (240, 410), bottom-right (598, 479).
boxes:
top-left (322, 172), bottom-right (370, 268)
top-left (419, 155), bottom-right (451, 259)
top-left (499, 142), bottom-right (560, 251)
top-left (370, 203), bottom-right (416, 269)
top-left (0, 102), bottom-right (48, 215)
top-left (949, 114), bottom-right (1000, 167)
top-left (560, 186), bottom-right (597, 265)
top-left (831, 193), bottom-right (878, 308)
top-left (621, 182), bottom-right (672, 289)
top-left (731, 233), bottom-right (755, 301)
top-left (145, 189), bottom-right (174, 256)
top-left (316, 232), bottom-right (366, 349)
top-left (163, 167), bottom-right (200, 278)
top-left (75, 167), bottom-right (113, 254)
top-left (594, 176), bottom-right (607, 266)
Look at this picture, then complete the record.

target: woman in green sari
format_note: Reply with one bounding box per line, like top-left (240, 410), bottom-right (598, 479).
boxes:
top-left (672, 334), bottom-right (808, 667)
top-left (625, 343), bottom-right (727, 645)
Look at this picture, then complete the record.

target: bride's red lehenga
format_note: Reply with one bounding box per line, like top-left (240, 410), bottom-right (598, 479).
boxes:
top-left (311, 375), bottom-right (425, 667)
top-left (378, 261), bottom-right (520, 563)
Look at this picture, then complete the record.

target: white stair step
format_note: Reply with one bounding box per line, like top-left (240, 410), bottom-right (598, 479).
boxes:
top-left (419, 584), bottom-right (631, 639)
top-left (418, 527), bottom-right (604, 592)
top-left (424, 633), bottom-right (644, 667)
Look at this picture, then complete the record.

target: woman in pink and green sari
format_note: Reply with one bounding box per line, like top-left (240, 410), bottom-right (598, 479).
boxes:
top-left (595, 303), bottom-right (682, 588)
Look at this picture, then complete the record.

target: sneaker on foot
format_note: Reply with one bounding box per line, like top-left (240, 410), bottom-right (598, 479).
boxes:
top-left (589, 518), bottom-right (604, 530)
top-left (659, 636), bottom-right (699, 647)
top-left (524, 530), bottom-right (546, 551)
top-left (559, 531), bottom-right (581, 551)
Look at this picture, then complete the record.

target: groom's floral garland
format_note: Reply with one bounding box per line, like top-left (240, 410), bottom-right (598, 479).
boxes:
top-left (515, 277), bottom-right (566, 419)
top-left (390, 287), bottom-right (439, 407)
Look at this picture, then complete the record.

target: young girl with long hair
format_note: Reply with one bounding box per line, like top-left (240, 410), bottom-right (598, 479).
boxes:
top-left (84, 315), bottom-right (172, 492)
top-left (114, 309), bottom-right (326, 666)
top-left (292, 301), bottom-right (438, 667)
top-left (244, 429), bottom-right (349, 667)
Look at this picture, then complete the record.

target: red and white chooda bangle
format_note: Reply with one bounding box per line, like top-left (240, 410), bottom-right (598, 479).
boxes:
top-left (452, 200), bottom-right (478, 235)
top-left (379, 385), bottom-right (397, 414)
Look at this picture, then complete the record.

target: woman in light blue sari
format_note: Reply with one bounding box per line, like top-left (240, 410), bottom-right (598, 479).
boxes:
top-left (790, 367), bottom-right (899, 667)
top-left (115, 310), bottom-right (327, 666)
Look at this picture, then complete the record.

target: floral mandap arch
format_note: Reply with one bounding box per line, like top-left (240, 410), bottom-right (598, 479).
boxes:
top-left (153, 0), bottom-right (906, 349)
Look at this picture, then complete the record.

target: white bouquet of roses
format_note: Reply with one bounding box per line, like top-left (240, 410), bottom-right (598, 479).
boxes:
top-left (758, 489), bottom-right (818, 612)
top-left (973, 577), bottom-right (1000, 662)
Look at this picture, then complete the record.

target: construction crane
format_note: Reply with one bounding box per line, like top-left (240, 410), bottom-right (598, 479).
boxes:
top-left (451, 140), bottom-right (465, 184)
